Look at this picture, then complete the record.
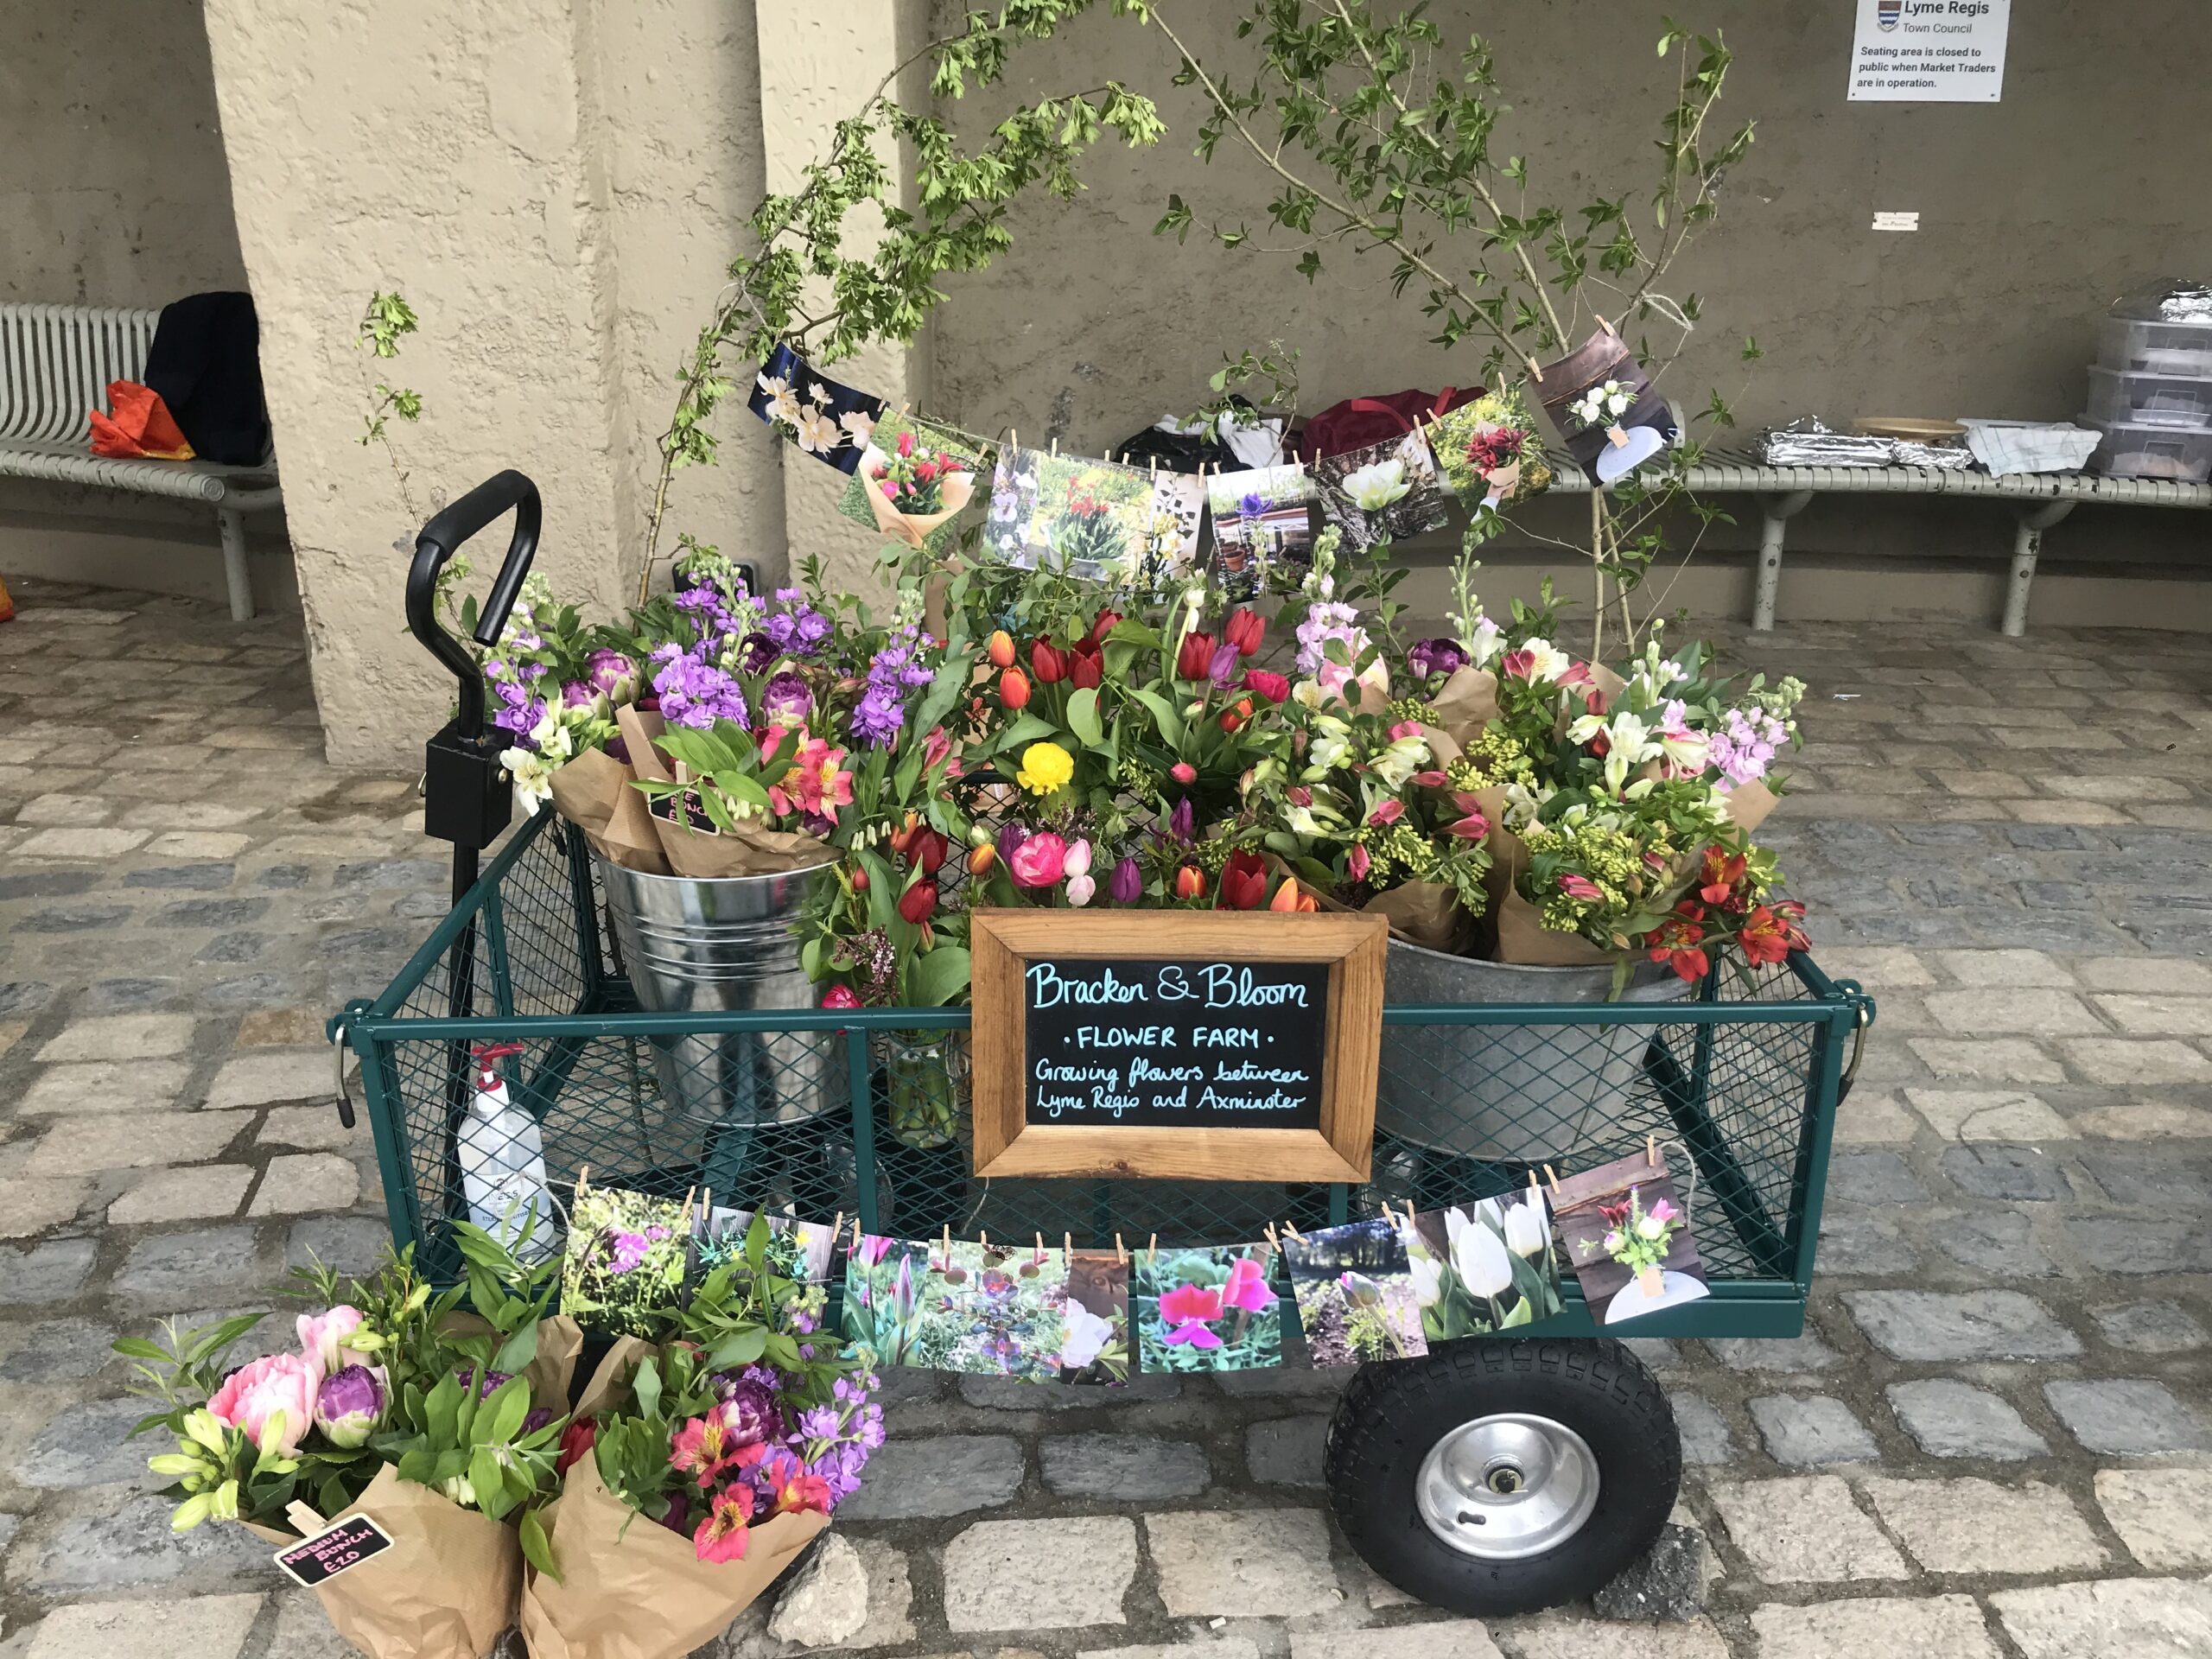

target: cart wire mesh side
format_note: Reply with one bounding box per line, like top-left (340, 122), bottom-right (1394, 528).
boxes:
top-left (336, 811), bottom-right (1873, 1338)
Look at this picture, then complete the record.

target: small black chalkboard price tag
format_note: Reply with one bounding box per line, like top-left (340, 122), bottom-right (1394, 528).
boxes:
top-left (273, 1513), bottom-right (395, 1588)
top-left (970, 910), bottom-right (1388, 1182)
top-left (1023, 957), bottom-right (1332, 1131)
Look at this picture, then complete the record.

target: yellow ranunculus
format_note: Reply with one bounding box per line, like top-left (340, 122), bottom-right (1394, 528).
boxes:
top-left (1014, 740), bottom-right (1074, 797)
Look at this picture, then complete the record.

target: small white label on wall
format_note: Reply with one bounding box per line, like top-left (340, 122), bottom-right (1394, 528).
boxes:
top-left (1848, 0), bottom-right (2010, 103)
top-left (1872, 211), bottom-right (1921, 232)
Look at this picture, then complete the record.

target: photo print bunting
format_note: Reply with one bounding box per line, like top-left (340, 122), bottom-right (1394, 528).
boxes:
top-left (1407, 1184), bottom-right (1568, 1339)
top-left (842, 411), bottom-right (988, 550)
top-left (1550, 1146), bottom-right (1711, 1325)
top-left (1428, 389), bottom-right (1553, 515)
top-left (1312, 429), bottom-right (1451, 550)
top-left (562, 1185), bottom-right (690, 1338)
top-left (1281, 1217), bottom-right (1429, 1366)
top-left (1143, 468), bottom-right (1207, 590)
top-left (984, 446), bottom-right (1159, 582)
top-left (842, 1235), bottom-right (1070, 1381)
top-left (696, 1207), bottom-right (836, 1283)
top-left (1533, 327), bottom-right (1677, 486)
top-left (1132, 1243), bottom-right (1282, 1373)
top-left (749, 341), bottom-right (887, 474)
top-left (1205, 461), bottom-right (1315, 596)
top-left (1058, 1250), bottom-right (1133, 1385)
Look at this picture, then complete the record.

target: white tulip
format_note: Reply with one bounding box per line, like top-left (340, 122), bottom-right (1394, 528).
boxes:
top-left (1503, 1194), bottom-right (1548, 1260)
top-left (1446, 1206), bottom-right (1514, 1298)
top-left (1407, 1250), bottom-right (1445, 1307)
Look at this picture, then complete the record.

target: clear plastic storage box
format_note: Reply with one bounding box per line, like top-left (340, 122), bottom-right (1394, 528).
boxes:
top-left (2087, 418), bottom-right (2212, 483)
top-left (2099, 316), bottom-right (2212, 378)
top-left (2085, 365), bottom-right (2212, 430)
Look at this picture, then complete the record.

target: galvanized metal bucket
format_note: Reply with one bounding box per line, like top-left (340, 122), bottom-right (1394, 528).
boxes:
top-left (1376, 939), bottom-right (1694, 1162)
top-left (593, 856), bottom-right (839, 1162)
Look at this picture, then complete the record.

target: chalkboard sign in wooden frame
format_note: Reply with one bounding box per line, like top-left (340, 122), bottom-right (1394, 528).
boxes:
top-left (969, 909), bottom-right (1388, 1182)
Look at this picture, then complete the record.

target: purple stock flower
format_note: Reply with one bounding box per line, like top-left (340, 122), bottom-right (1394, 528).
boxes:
top-left (673, 584), bottom-right (736, 641)
top-left (796, 1405), bottom-right (842, 1441)
top-left (313, 1363), bottom-right (386, 1449)
top-left (1109, 855), bottom-right (1141, 904)
top-left (764, 588), bottom-right (830, 656)
top-left (651, 645), bottom-right (749, 731)
top-left (760, 670), bottom-right (813, 728)
top-left (1407, 637), bottom-right (1471, 681)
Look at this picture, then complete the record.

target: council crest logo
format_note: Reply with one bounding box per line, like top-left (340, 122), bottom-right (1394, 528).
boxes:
top-left (1878, 0), bottom-right (1903, 28)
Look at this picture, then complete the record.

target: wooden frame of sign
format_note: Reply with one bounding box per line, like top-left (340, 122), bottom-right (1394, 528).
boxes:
top-left (969, 909), bottom-right (1388, 1182)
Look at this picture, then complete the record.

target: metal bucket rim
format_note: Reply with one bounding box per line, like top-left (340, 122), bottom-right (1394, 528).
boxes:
top-left (589, 850), bottom-right (829, 892)
top-left (1383, 934), bottom-right (1691, 1001)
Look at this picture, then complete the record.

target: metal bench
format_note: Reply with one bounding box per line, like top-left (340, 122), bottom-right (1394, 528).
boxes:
top-left (0, 303), bottom-right (282, 620)
top-left (1538, 441), bottom-right (2212, 636)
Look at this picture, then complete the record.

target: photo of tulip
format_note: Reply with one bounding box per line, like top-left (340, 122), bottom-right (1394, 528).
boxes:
top-left (1205, 462), bottom-right (1314, 595)
top-left (841, 1236), bottom-right (1069, 1380)
top-left (1058, 1252), bottom-right (1132, 1386)
top-left (1550, 1150), bottom-right (1711, 1326)
top-left (1280, 1217), bottom-right (1429, 1367)
top-left (1131, 1245), bottom-right (1283, 1373)
top-left (1311, 429), bottom-right (1450, 550)
top-left (1407, 1185), bottom-right (1570, 1341)
top-left (562, 1185), bottom-right (690, 1338)
top-left (984, 446), bottom-right (1158, 582)
top-left (696, 1207), bottom-right (836, 1283)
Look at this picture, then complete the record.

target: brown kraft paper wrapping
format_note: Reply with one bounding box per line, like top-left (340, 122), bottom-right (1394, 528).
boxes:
top-left (864, 469), bottom-right (976, 550)
top-left (1267, 853), bottom-right (1474, 956)
top-left (245, 1465), bottom-right (520, 1659)
top-left (616, 705), bottom-right (836, 880)
top-left (571, 1338), bottom-right (658, 1422)
top-left (1425, 665), bottom-right (1501, 746)
top-left (434, 1313), bottom-right (587, 1413)
top-left (518, 1461), bottom-right (830, 1659)
top-left (548, 748), bottom-right (673, 875)
top-left (1492, 887), bottom-right (1618, 968)
top-left (1719, 779), bottom-right (1778, 835)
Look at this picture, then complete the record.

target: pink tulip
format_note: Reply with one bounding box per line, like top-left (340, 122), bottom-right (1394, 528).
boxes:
top-left (1009, 832), bottom-right (1068, 889)
top-left (208, 1353), bottom-right (321, 1455)
top-left (297, 1306), bottom-right (366, 1375)
top-left (821, 984), bottom-right (861, 1009)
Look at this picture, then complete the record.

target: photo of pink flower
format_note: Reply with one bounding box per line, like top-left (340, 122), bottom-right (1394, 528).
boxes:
top-left (1133, 1246), bottom-right (1282, 1373)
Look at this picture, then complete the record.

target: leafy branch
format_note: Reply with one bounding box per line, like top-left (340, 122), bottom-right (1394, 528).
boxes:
top-left (358, 290), bottom-right (427, 524)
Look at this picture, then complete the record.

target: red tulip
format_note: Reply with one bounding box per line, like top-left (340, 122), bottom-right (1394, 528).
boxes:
top-left (1089, 609), bottom-right (1123, 645)
top-left (1069, 638), bottom-right (1103, 690)
top-left (1000, 667), bottom-right (1032, 709)
top-left (898, 879), bottom-right (939, 925)
top-left (1030, 639), bottom-right (1069, 684)
top-left (909, 829), bottom-right (950, 874)
top-left (1216, 850), bottom-right (1268, 911)
top-left (1242, 670), bottom-right (1290, 705)
top-left (1171, 762), bottom-right (1197, 785)
top-left (850, 867), bottom-right (870, 893)
top-left (987, 630), bottom-right (1015, 669)
top-left (1175, 631), bottom-right (1218, 683)
top-left (1223, 607), bottom-right (1264, 657)
top-left (1219, 696), bottom-right (1255, 734)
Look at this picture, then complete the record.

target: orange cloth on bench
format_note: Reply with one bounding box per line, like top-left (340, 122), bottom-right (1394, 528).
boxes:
top-left (88, 380), bottom-right (195, 461)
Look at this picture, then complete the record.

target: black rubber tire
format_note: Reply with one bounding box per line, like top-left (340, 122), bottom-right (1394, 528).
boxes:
top-left (1324, 1338), bottom-right (1680, 1618)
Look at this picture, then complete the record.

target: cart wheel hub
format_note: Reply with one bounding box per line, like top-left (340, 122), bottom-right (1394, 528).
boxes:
top-left (1416, 1414), bottom-right (1599, 1561)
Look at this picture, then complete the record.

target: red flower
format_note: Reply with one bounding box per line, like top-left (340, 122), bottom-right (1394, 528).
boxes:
top-left (1176, 631), bottom-right (1218, 682)
top-left (1030, 639), bottom-right (1069, 684)
top-left (1089, 609), bottom-right (1123, 645)
top-left (1648, 901), bottom-right (1710, 982)
top-left (1216, 850), bottom-right (1268, 910)
top-left (1585, 687), bottom-right (1608, 717)
top-left (1697, 846), bottom-right (1747, 906)
top-left (999, 667), bottom-right (1032, 709)
top-left (1738, 901), bottom-right (1808, 967)
top-left (556, 1417), bottom-right (598, 1475)
top-left (908, 828), bottom-right (949, 874)
top-left (1223, 607), bottom-right (1265, 657)
top-left (1218, 696), bottom-right (1255, 734)
top-left (1171, 761), bottom-right (1197, 785)
top-left (1243, 670), bottom-right (1290, 704)
top-left (1069, 637), bottom-right (1104, 690)
top-left (898, 879), bottom-right (938, 925)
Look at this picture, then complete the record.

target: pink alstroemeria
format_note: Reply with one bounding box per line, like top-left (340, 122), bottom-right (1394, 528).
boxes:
top-left (1559, 873), bottom-right (1605, 902)
top-left (693, 1486), bottom-right (754, 1563)
top-left (1367, 798), bottom-right (1404, 827)
top-left (1347, 843), bottom-right (1371, 881)
top-left (767, 735), bottom-right (855, 824)
top-left (1446, 794), bottom-right (1489, 840)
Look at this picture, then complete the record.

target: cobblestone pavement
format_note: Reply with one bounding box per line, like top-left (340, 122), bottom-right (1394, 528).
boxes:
top-left (2, 577), bottom-right (2210, 1659)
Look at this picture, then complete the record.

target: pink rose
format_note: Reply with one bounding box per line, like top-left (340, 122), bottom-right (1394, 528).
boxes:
top-left (297, 1306), bottom-right (366, 1374)
top-left (208, 1353), bottom-right (321, 1455)
top-left (1009, 832), bottom-right (1068, 889)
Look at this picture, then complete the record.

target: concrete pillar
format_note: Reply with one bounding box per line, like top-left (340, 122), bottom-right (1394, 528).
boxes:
top-left (199, 0), bottom-right (801, 766)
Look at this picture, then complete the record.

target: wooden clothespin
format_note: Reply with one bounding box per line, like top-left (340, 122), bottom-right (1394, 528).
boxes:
top-left (1376, 1200), bottom-right (1396, 1229)
top-left (575, 1164), bottom-right (590, 1198)
top-left (1525, 354), bottom-right (1546, 384)
top-left (1647, 1134), bottom-right (1659, 1169)
top-left (1115, 1232), bottom-right (1127, 1264)
top-left (831, 1211), bottom-right (844, 1244)
top-left (1009, 427), bottom-right (1019, 452)
top-left (1147, 1232), bottom-right (1159, 1264)
top-left (285, 1500), bottom-right (327, 1537)
top-left (1034, 1230), bottom-right (1046, 1262)
top-left (942, 1223), bottom-right (952, 1263)
top-left (697, 1188), bottom-right (713, 1232)
top-left (850, 1215), bottom-right (864, 1249)
top-left (1283, 1221), bottom-right (1304, 1243)
top-left (1543, 1162), bottom-right (1563, 1198)
top-left (677, 1185), bottom-right (696, 1230)
top-left (1064, 1232), bottom-right (1073, 1259)
top-left (1529, 1169), bottom-right (1544, 1206)
top-left (1050, 437), bottom-right (1059, 458)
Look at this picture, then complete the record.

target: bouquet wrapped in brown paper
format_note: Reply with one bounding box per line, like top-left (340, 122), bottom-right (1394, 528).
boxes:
top-left (247, 1467), bottom-right (522, 1659)
top-left (522, 1226), bottom-right (887, 1659)
top-left (616, 704), bottom-right (839, 880)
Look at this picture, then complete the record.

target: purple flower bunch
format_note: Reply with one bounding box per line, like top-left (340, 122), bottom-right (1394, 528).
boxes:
top-left (700, 1365), bottom-right (882, 1515)
top-left (852, 623), bottom-right (938, 750)
top-left (1710, 706), bottom-right (1786, 788)
top-left (650, 643), bottom-right (750, 731)
top-left (1295, 599), bottom-right (1365, 677)
top-left (1407, 636), bottom-right (1471, 682)
top-left (764, 588), bottom-right (831, 658)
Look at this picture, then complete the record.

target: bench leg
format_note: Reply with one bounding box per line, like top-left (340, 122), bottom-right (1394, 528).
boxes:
top-left (2002, 500), bottom-right (2077, 638)
top-left (1751, 490), bottom-right (1813, 632)
top-left (217, 506), bottom-right (255, 623)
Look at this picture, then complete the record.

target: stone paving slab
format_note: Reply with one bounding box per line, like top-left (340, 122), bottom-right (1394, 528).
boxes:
top-left (3, 586), bottom-right (2212, 1659)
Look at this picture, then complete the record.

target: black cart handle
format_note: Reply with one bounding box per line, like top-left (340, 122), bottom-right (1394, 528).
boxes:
top-left (405, 470), bottom-right (543, 741)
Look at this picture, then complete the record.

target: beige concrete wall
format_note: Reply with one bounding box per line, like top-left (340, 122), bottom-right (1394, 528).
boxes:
top-left (0, 0), bottom-right (296, 609)
top-left (200, 0), bottom-right (794, 766)
top-left (925, 0), bottom-right (2212, 579)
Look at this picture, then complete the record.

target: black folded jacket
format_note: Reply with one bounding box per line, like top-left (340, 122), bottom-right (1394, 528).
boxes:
top-left (142, 290), bottom-right (271, 467)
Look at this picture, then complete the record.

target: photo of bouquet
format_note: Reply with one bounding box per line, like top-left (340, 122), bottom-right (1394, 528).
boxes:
top-left (1131, 1245), bottom-right (1282, 1373)
top-left (1429, 389), bottom-right (1554, 510)
top-left (1313, 429), bottom-right (1450, 550)
top-left (863, 428), bottom-right (976, 549)
top-left (1552, 1150), bottom-right (1710, 1325)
